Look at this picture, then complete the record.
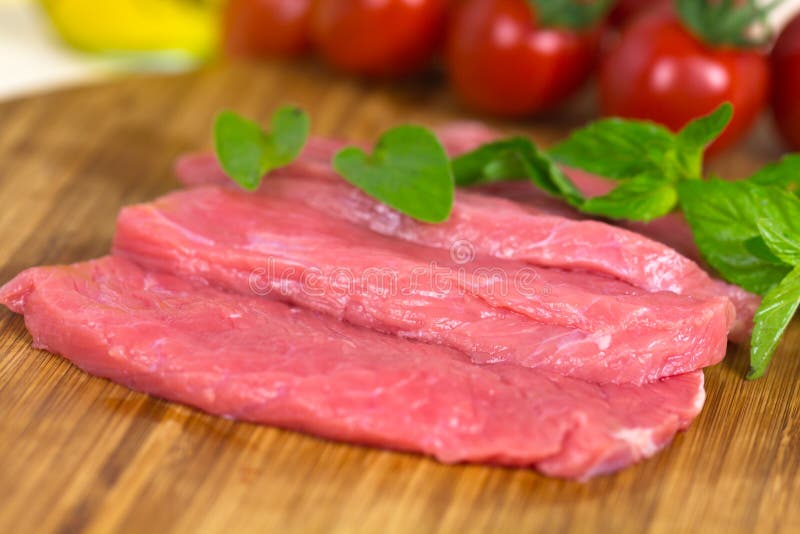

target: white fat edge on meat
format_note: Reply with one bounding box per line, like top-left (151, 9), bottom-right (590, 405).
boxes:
top-left (612, 427), bottom-right (661, 458)
top-left (612, 372), bottom-right (706, 459)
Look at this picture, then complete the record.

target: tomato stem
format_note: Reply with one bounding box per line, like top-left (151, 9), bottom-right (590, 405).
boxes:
top-left (526, 0), bottom-right (613, 30)
top-left (676, 0), bottom-right (778, 48)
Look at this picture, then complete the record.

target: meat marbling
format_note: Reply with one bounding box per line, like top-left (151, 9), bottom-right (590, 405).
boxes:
top-left (0, 256), bottom-right (706, 480)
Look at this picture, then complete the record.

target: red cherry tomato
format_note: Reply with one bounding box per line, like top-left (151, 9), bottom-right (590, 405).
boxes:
top-left (771, 13), bottom-right (800, 150)
top-left (223, 0), bottom-right (312, 58)
top-left (599, 11), bottom-right (770, 154)
top-left (310, 0), bottom-right (447, 77)
top-left (445, 0), bottom-right (601, 117)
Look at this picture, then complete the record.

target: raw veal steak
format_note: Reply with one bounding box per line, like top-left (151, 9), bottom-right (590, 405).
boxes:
top-left (113, 186), bottom-right (732, 385)
top-left (0, 256), bottom-right (706, 480)
top-left (173, 138), bottom-right (758, 342)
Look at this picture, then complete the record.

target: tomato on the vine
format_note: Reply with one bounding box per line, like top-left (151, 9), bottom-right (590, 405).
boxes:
top-left (771, 13), bottom-right (800, 150)
top-left (223, 0), bottom-right (312, 58)
top-left (599, 2), bottom-right (771, 154)
top-left (445, 0), bottom-right (607, 117)
top-left (310, 0), bottom-right (447, 78)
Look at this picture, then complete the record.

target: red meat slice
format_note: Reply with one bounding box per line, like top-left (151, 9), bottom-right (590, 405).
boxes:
top-left (173, 142), bottom-right (756, 342)
top-left (0, 256), bottom-right (706, 480)
top-left (112, 186), bottom-right (732, 385)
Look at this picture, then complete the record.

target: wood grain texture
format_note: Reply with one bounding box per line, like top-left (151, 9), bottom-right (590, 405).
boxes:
top-left (0, 61), bottom-right (798, 534)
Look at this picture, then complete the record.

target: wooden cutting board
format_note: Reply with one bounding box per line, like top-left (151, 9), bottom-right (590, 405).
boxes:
top-left (0, 61), bottom-right (798, 534)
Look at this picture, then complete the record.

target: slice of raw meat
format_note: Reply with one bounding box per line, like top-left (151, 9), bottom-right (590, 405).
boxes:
top-left (0, 256), bottom-right (707, 480)
top-left (471, 179), bottom-right (761, 342)
top-left (112, 186), bottom-right (732, 385)
top-left (173, 145), bottom-right (757, 342)
top-left (473, 178), bottom-right (700, 260)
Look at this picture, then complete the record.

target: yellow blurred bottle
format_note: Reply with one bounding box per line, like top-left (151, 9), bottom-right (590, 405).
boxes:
top-left (39, 0), bottom-right (222, 66)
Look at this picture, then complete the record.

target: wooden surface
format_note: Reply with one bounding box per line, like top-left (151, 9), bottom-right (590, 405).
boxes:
top-left (0, 61), bottom-right (798, 534)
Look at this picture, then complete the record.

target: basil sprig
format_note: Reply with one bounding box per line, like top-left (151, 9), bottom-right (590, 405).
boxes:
top-left (548, 103), bottom-right (733, 221)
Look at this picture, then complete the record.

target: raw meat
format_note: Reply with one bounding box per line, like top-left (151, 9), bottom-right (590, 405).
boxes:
top-left (113, 186), bottom-right (732, 385)
top-left (471, 179), bottom-right (761, 341)
top-left (0, 256), bottom-right (707, 480)
top-left (474, 173), bottom-right (702, 262)
top-left (173, 140), bottom-right (758, 341)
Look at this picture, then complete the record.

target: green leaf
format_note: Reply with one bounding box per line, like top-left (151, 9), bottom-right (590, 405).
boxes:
top-left (580, 175), bottom-right (678, 222)
top-left (750, 187), bottom-right (800, 265)
top-left (333, 125), bottom-right (454, 223)
top-left (549, 118), bottom-right (678, 181)
top-left (452, 137), bottom-right (584, 207)
top-left (677, 102), bottom-right (733, 150)
top-left (214, 106), bottom-right (310, 190)
top-left (757, 219), bottom-right (800, 266)
top-left (749, 154), bottom-right (800, 194)
top-left (748, 266), bottom-right (800, 379)
top-left (744, 236), bottom-right (787, 265)
top-left (550, 105), bottom-right (733, 186)
top-left (527, 0), bottom-right (613, 30)
top-left (676, 102), bottom-right (733, 177)
top-left (677, 179), bottom-right (791, 295)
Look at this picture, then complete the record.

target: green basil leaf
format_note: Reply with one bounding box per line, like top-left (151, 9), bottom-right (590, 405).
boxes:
top-left (749, 153), bottom-right (800, 194)
top-left (549, 118), bottom-right (678, 181)
top-left (675, 102), bottom-right (733, 178)
top-left (550, 105), bottom-right (732, 186)
top-left (677, 179), bottom-right (791, 295)
top-left (269, 106), bottom-right (311, 166)
top-left (750, 186), bottom-right (800, 265)
top-left (677, 102), bottom-right (733, 150)
top-left (580, 175), bottom-right (678, 222)
top-left (452, 137), bottom-right (584, 207)
top-left (214, 106), bottom-right (310, 190)
top-left (757, 219), bottom-right (800, 266)
top-left (744, 236), bottom-right (788, 265)
top-left (333, 125), bottom-right (454, 223)
top-left (748, 266), bottom-right (800, 379)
